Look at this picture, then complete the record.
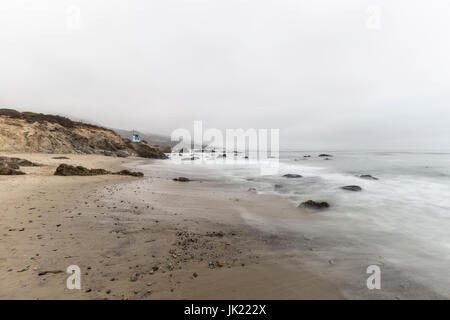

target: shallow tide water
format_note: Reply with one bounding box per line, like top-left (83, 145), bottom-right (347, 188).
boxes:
top-left (138, 151), bottom-right (450, 298)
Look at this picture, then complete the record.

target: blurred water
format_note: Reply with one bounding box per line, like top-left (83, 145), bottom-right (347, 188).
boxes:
top-left (141, 150), bottom-right (450, 297)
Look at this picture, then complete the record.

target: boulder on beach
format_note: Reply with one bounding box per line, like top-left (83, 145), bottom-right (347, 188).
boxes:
top-left (283, 174), bottom-right (303, 178)
top-left (0, 167), bottom-right (26, 175)
top-left (114, 170), bottom-right (144, 177)
top-left (300, 200), bottom-right (330, 209)
top-left (54, 164), bottom-right (110, 176)
top-left (359, 174), bottom-right (378, 180)
top-left (0, 156), bottom-right (41, 168)
top-left (173, 177), bottom-right (190, 182)
top-left (115, 151), bottom-right (129, 158)
top-left (54, 164), bottom-right (143, 177)
top-left (341, 185), bottom-right (362, 191)
top-left (7, 163), bottom-right (20, 169)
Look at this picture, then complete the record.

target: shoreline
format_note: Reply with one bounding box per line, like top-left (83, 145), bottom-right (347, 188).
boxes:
top-left (0, 153), bottom-right (342, 299)
top-left (130, 157), bottom-right (447, 300)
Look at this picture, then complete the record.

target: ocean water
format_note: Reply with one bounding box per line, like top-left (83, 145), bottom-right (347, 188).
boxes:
top-left (141, 150), bottom-right (450, 297)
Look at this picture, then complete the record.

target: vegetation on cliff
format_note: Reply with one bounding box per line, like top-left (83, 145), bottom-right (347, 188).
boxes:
top-left (0, 109), bottom-right (168, 159)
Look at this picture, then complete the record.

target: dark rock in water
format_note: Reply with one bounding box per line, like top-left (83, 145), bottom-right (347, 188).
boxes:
top-left (274, 184), bottom-right (283, 189)
top-left (244, 156), bottom-right (249, 159)
top-left (173, 177), bottom-right (190, 182)
top-left (54, 164), bottom-right (110, 176)
top-left (359, 174), bottom-right (378, 180)
top-left (304, 155), bottom-right (311, 158)
top-left (222, 153), bottom-right (227, 158)
top-left (52, 156), bottom-right (70, 160)
top-left (283, 174), bottom-right (303, 178)
top-left (0, 167), bottom-right (26, 175)
top-left (114, 170), bottom-right (144, 177)
top-left (318, 154), bottom-right (333, 157)
top-left (324, 158), bottom-right (331, 160)
top-left (300, 200), bottom-right (330, 209)
top-left (248, 187), bottom-right (257, 192)
top-left (341, 185), bottom-right (362, 191)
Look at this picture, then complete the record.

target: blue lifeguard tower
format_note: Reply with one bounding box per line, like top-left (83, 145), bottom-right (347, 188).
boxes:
top-left (132, 131), bottom-right (140, 142)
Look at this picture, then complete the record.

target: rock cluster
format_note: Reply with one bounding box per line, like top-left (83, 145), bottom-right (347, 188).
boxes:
top-left (283, 174), bottom-right (303, 178)
top-left (54, 164), bottom-right (144, 177)
top-left (300, 200), bottom-right (330, 209)
top-left (0, 167), bottom-right (25, 175)
top-left (173, 177), bottom-right (190, 182)
top-left (0, 156), bottom-right (42, 175)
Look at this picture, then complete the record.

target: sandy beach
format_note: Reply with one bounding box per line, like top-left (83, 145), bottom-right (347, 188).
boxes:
top-left (0, 153), bottom-right (342, 300)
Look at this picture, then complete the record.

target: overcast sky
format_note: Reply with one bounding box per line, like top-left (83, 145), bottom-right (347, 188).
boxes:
top-left (1, 0), bottom-right (449, 150)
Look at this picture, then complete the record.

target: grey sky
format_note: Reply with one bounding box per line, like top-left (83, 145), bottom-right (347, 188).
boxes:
top-left (1, 0), bottom-right (449, 150)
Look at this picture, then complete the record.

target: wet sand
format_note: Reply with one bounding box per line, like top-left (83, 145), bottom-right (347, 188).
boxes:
top-left (0, 153), bottom-right (342, 299)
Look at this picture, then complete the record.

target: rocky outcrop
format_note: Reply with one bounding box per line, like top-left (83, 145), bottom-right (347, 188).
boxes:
top-left (173, 177), bottom-right (190, 182)
top-left (0, 167), bottom-right (26, 175)
top-left (54, 164), bottom-right (143, 177)
top-left (341, 185), bottom-right (362, 191)
top-left (124, 139), bottom-right (167, 159)
top-left (0, 156), bottom-right (41, 168)
top-left (283, 174), bottom-right (303, 178)
top-left (300, 200), bottom-right (330, 209)
top-left (0, 156), bottom-right (44, 175)
top-left (113, 170), bottom-right (144, 177)
top-left (0, 109), bottom-right (167, 159)
top-left (359, 174), bottom-right (378, 180)
top-left (54, 164), bottom-right (109, 176)
top-left (155, 145), bottom-right (172, 153)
